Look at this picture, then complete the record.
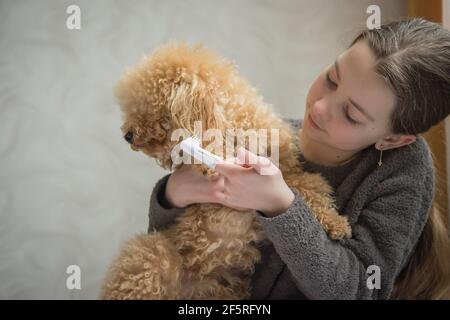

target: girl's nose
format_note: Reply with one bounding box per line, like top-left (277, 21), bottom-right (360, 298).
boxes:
top-left (312, 99), bottom-right (327, 119)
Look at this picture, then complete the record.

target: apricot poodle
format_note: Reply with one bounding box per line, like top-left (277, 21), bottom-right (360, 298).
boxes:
top-left (100, 42), bottom-right (351, 300)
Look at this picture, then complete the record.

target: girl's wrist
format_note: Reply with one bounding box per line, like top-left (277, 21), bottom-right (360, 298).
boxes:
top-left (260, 188), bottom-right (295, 218)
top-left (165, 176), bottom-right (186, 208)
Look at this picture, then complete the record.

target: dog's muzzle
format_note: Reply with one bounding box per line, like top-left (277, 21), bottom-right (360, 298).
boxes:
top-left (124, 131), bottom-right (133, 144)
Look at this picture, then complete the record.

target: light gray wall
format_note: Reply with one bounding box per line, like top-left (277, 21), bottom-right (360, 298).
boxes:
top-left (0, 0), bottom-right (407, 299)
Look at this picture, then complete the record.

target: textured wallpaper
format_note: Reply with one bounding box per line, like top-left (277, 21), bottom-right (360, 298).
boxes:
top-left (0, 0), bottom-right (407, 299)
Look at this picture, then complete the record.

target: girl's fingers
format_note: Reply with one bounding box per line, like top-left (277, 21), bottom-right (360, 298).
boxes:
top-left (235, 147), bottom-right (273, 174)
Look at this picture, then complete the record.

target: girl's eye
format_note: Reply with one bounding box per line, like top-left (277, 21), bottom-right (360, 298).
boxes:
top-left (344, 105), bottom-right (358, 124)
top-left (326, 73), bottom-right (337, 89)
top-left (326, 72), bottom-right (359, 125)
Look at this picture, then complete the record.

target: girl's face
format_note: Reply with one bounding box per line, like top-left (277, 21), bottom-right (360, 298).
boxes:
top-left (303, 40), bottom-right (398, 152)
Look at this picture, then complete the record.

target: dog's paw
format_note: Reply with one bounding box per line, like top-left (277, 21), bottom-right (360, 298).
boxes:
top-left (328, 214), bottom-right (352, 240)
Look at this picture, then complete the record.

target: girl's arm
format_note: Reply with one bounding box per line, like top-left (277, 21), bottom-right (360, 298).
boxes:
top-left (257, 171), bottom-right (434, 299)
top-left (147, 174), bottom-right (186, 233)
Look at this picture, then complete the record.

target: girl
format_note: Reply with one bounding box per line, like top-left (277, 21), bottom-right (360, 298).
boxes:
top-left (148, 18), bottom-right (450, 299)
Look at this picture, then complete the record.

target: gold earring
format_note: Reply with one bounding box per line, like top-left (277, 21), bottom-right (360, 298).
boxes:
top-left (378, 146), bottom-right (383, 167)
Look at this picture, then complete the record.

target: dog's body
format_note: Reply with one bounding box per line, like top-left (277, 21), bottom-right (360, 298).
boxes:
top-left (101, 43), bottom-right (351, 299)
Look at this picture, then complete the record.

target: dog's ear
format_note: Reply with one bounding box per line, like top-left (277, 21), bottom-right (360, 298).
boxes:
top-left (167, 75), bottom-right (227, 135)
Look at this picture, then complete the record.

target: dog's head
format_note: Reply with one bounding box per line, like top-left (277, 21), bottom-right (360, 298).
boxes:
top-left (116, 42), bottom-right (233, 169)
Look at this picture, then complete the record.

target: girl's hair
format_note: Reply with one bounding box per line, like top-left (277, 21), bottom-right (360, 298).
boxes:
top-left (349, 18), bottom-right (450, 299)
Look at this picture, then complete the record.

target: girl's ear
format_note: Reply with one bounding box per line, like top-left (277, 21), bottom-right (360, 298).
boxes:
top-left (378, 134), bottom-right (417, 150)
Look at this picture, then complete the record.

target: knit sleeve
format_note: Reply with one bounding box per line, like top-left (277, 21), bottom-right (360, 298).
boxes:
top-left (147, 174), bottom-right (186, 233)
top-left (256, 169), bottom-right (434, 299)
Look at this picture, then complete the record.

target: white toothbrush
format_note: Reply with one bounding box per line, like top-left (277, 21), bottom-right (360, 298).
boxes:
top-left (180, 136), bottom-right (224, 169)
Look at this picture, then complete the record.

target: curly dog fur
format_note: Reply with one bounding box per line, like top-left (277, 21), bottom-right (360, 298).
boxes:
top-left (100, 42), bottom-right (352, 299)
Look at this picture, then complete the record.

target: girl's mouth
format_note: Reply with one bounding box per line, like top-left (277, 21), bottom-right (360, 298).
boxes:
top-left (308, 113), bottom-right (323, 131)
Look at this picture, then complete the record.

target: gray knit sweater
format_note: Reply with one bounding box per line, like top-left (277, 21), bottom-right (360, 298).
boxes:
top-left (147, 118), bottom-right (435, 300)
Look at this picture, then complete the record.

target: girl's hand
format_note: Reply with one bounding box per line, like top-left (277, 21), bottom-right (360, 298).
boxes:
top-left (165, 164), bottom-right (221, 208)
top-left (165, 164), bottom-right (247, 211)
top-left (214, 147), bottom-right (295, 217)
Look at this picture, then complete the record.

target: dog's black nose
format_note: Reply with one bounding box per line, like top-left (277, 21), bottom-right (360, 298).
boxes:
top-left (124, 131), bottom-right (133, 144)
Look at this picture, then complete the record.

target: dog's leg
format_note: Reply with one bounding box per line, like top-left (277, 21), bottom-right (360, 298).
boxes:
top-left (100, 232), bottom-right (183, 299)
top-left (165, 205), bottom-right (266, 299)
top-left (286, 170), bottom-right (352, 240)
top-left (315, 207), bottom-right (352, 240)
